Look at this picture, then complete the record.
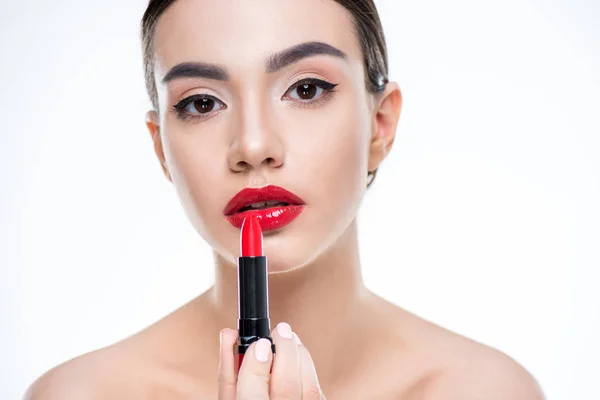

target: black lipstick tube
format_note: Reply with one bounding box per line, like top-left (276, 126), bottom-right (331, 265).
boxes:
top-left (235, 255), bottom-right (276, 371)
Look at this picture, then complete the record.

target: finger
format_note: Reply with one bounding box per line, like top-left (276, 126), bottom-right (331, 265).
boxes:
top-left (270, 322), bottom-right (301, 399)
top-left (217, 328), bottom-right (238, 400)
top-left (295, 333), bottom-right (326, 400)
top-left (236, 338), bottom-right (274, 400)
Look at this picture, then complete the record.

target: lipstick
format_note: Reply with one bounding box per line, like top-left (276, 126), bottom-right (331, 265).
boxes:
top-left (235, 215), bottom-right (276, 372)
top-left (224, 185), bottom-right (306, 232)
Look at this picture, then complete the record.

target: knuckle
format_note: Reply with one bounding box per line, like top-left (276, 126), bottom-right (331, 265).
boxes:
top-left (237, 374), bottom-right (269, 399)
top-left (270, 378), bottom-right (301, 399)
top-left (238, 391), bottom-right (269, 400)
top-left (248, 368), bottom-right (270, 382)
top-left (217, 368), bottom-right (234, 387)
top-left (217, 374), bottom-right (236, 388)
top-left (302, 385), bottom-right (323, 399)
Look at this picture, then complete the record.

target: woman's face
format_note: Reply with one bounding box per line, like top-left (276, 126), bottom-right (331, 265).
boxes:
top-left (147, 0), bottom-right (387, 271)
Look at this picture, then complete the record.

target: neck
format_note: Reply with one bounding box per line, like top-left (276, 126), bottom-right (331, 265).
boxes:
top-left (208, 219), bottom-right (370, 380)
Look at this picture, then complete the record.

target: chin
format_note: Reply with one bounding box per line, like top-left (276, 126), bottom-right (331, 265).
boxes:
top-left (262, 228), bottom-right (332, 273)
top-left (261, 252), bottom-right (308, 273)
top-left (260, 235), bottom-right (305, 272)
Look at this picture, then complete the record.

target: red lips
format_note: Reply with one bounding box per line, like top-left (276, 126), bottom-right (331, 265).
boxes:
top-left (224, 185), bottom-right (304, 215)
top-left (224, 185), bottom-right (305, 232)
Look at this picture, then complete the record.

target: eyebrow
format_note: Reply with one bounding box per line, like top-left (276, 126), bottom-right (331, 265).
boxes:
top-left (265, 41), bottom-right (347, 73)
top-left (161, 41), bottom-right (347, 85)
top-left (161, 62), bottom-right (229, 84)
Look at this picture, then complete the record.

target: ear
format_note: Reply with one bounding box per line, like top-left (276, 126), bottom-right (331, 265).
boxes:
top-left (145, 110), bottom-right (172, 182)
top-left (368, 81), bottom-right (402, 173)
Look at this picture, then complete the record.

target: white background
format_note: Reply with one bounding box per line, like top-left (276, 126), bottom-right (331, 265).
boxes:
top-left (1, 0), bottom-right (598, 398)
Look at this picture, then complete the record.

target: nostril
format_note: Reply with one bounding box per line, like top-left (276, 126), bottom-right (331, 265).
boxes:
top-left (233, 158), bottom-right (280, 171)
top-left (235, 161), bottom-right (250, 171)
top-left (265, 157), bottom-right (282, 168)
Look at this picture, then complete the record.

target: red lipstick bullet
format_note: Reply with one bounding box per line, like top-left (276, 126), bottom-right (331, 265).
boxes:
top-left (235, 216), bottom-right (276, 372)
top-left (241, 214), bottom-right (262, 257)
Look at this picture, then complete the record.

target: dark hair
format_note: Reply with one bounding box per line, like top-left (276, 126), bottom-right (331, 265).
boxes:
top-left (140, 0), bottom-right (389, 187)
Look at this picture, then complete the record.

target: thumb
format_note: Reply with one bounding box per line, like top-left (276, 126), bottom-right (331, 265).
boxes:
top-left (236, 338), bottom-right (274, 400)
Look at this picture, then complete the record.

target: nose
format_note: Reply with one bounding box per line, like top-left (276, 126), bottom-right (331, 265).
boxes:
top-left (227, 105), bottom-right (285, 173)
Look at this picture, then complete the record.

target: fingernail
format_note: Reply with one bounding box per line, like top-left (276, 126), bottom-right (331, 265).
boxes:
top-left (277, 322), bottom-right (293, 339)
top-left (255, 338), bottom-right (271, 362)
top-left (219, 329), bottom-right (224, 345)
top-left (293, 332), bottom-right (302, 346)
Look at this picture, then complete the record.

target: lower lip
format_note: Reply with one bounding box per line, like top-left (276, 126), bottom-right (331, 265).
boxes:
top-left (226, 205), bottom-right (305, 231)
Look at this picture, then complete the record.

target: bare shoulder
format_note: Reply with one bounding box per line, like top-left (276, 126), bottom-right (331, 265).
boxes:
top-left (23, 297), bottom-right (213, 400)
top-left (367, 293), bottom-right (544, 399)
top-left (424, 321), bottom-right (544, 399)
top-left (23, 345), bottom-right (129, 400)
top-left (423, 347), bottom-right (545, 399)
top-left (23, 339), bottom-right (205, 400)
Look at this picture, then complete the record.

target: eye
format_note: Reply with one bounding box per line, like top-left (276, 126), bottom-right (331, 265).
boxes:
top-left (171, 94), bottom-right (226, 122)
top-left (285, 78), bottom-right (338, 104)
top-left (291, 83), bottom-right (322, 100)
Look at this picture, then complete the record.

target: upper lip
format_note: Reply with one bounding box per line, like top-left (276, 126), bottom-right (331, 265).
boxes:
top-left (224, 185), bottom-right (305, 216)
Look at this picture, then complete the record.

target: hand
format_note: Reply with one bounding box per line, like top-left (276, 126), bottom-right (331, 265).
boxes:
top-left (218, 322), bottom-right (326, 399)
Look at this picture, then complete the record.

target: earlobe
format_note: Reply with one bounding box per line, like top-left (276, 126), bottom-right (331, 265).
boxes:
top-left (145, 110), bottom-right (172, 183)
top-left (368, 82), bottom-right (402, 173)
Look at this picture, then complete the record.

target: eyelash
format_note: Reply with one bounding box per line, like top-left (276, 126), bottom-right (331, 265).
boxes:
top-left (170, 78), bottom-right (339, 123)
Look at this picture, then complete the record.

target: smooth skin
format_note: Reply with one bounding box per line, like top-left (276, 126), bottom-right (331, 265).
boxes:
top-left (25, 0), bottom-right (545, 398)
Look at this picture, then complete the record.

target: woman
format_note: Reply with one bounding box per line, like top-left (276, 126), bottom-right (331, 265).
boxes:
top-left (26, 0), bottom-right (544, 398)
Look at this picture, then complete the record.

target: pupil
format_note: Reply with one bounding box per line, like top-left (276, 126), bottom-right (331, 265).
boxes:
top-left (194, 98), bottom-right (214, 113)
top-left (297, 84), bottom-right (316, 100)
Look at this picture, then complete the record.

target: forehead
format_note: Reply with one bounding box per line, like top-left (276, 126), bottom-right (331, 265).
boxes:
top-left (152, 0), bottom-right (362, 75)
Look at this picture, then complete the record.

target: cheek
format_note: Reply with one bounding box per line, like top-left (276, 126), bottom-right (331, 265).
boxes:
top-left (288, 98), bottom-right (370, 208)
top-left (322, 116), bottom-right (369, 226)
top-left (162, 130), bottom-right (227, 237)
top-left (268, 98), bottom-right (370, 268)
